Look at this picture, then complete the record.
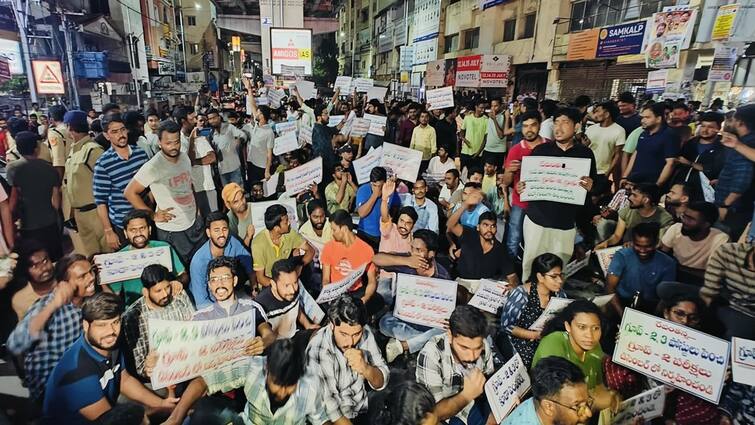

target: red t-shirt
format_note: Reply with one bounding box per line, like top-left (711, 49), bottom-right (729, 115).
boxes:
top-left (320, 237), bottom-right (376, 291)
top-left (504, 141), bottom-right (535, 209)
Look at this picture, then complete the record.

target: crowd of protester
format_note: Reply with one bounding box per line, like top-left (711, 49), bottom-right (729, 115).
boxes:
top-left (0, 82), bottom-right (753, 425)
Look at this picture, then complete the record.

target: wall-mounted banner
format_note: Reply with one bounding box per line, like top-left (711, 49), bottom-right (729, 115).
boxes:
top-left (480, 54), bottom-right (511, 88)
top-left (596, 21), bottom-right (647, 58)
top-left (425, 59), bottom-right (446, 87)
top-left (711, 4), bottom-right (737, 41)
top-left (566, 29), bottom-right (600, 61)
top-left (455, 55), bottom-right (482, 88)
top-left (412, 0), bottom-right (442, 42)
top-left (412, 38), bottom-right (439, 66)
top-left (709, 43), bottom-right (744, 82)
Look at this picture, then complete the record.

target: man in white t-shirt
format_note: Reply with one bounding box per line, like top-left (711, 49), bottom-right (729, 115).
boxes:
top-left (125, 120), bottom-right (206, 266)
top-left (174, 106), bottom-right (217, 217)
top-left (538, 99), bottom-right (558, 142)
top-left (585, 101), bottom-right (626, 195)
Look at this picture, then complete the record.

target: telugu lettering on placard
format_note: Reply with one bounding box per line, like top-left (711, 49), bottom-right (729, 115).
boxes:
top-left (294, 80), bottom-right (316, 100)
top-left (148, 312), bottom-right (256, 389)
top-left (731, 337), bottom-right (755, 385)
top-left (468, 279), bottom-right (510, 314)
top-left (394, 273), bottom-right (457, 329)
top-left (353, 77), bottom-right (374, 92)
top-left (95, 246), bottom-right (173, 284)
top-left (250, 198), bottom-right (298, 236)
top-left (380, 142), bottom-right (422, 183)
top-left (485, 353), bottom-right (531, 423)
top-left (299, 284), bottom-right (325, 324)
top-left (350, 118), bottom-right (371, 138)
top-left (529, 297), bottom-right (573, 332)
top-left (299, 123), bottom-right (313, 145)
top-left (520, 156), bottom-right (591, 205)
top-left (613, 308), bottom-right (730, 404)
top-left (334, 76), bottom-right (353, 92)
top-left (364, 113), bottom-right (387, 136)
top-left (564, 250), bottom-right (591, 278)
top-left (426, 86), bottom-right (454, 111)
top-left (273, 131), bottom-right (300, 156)
top-left (275, 121), bottom-right (297, 137)
top-left (366, 86), bottom-right (388, 101)
top-left (327, 115), bottom-right (345, 127)
top-left (284, 156), bottom-right (323, 195)
top-left (353, 146), bottom-right (383, 184)
top-left (316, 263), bottom-right (368, 303)
top-left (267, 89), bottom-right (285, 108)
top-left (596, 245), bottom-right (622, 275)
top-left (612, 386), bottom-right (665, 425)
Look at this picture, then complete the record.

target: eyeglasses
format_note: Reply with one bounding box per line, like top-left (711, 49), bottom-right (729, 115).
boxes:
top-left (209, 274), bottom-right (233, 283)
top-left (546, 397), bottom-right (593, 414)
top-left (671, 309), bottom-right (700, 323)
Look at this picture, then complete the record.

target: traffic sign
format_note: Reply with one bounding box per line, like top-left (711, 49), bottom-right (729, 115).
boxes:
top-left (32, 60), bottom-right (65, 94)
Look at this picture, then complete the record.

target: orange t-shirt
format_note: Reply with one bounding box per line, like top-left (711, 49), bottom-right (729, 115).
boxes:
top-left (320, 237), bottom-right (376, 291)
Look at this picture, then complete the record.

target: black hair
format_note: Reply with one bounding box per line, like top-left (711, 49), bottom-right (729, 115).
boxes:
top-left (82, 292), bottom-right (123, 322)
top-left (617, 91), bottom-right (636, 105)
top-left (483, 156), bottom-right (498, 166)
top-left (264, 204), bottom-right (288, 230)
top-left (327, 294), bottom-right (367, 327)
top-left (205, 210), bottom-right (229, 229)
top-left (102, 103), bottom-right (120, 115)
top-left (464, 181), bottom-right (482, 190)
top-left (140, 264), bottom-right (176, 290)
top-left (540, 99), bottom-right (558, 119)
top-left (478, 210), bottom-right (497, 225)
top-left (145, 108), bottom-right (160, 119)
top-left (554, 107), bottom-right (582, 125)
top-left (90, 119), bottom-right (103, 133)
top-left (314, 105), bottom-right (328, 118)
top-left (206, 256), bottom-right (238, 281)
top-left (15, 239), bottom-right (49, 281)
top-left (658, 294), bottom-right (704, 319)
top-left (227, 111), bottom-right (239, 119)
top-left (97, 402), bottom-right (146, 425)
top-left (397, 206), bottom-right (419, 224)
top-left (734, 104), bottom-right (755, 132)
top-left (306, 199), bottom-right (326, 217)
top-left (123, 209), bottom-right (152, 230)
top-left (49, 105), bottom-right (67, 122)
top-left (521, 97), bottom-right (539, 112)
top-left (520, 110), bottom-right (542, 124)
top-left (271, 258), bottom-right (299, 282)
top-left (698, 112), bottom-right (724, 127)
top-left (446, 168), bottom-right (460, 179)
top-left (542, 299), bottom-right (603, 337)
top-left (205, 108), bottom-right (221, 117)
top-left (448, 305), bottom-right (487, 339)
top-left (267, 338), bottom-right (306, 387)
top-left (370, 166), bottom-right (388, 183)
top-left (467, 166), bottom-right (483, 177)
top-left (330, 209), bottom-right (354, 230)
top-left (574, 95), bottom-right (592, 108)
top-left (101, 112), bottom-right (125, 132)
top-left (642, 102), bottom-right (667, 120)
top-left (15, 132), bottom-right (38, 155)
top-left (157, 119), bottom-right (181, 141)
top-left (686, 201), bottom-right (719, 226)
top-left (633, 182), bottom-right (660, 204)
top-left (371, 381), bottom-right (436, 425)
top-left (632, 222), bottom-right (661, 244)
top-left (172, 106), bottom-right (193, 124)
top-left (531, 356), bottom-right (586, 402)
top-left (597, 101), bottom-right (619, 121)
top-left (257, 105), bottom-right (272, 122)
top-left (54, 253), bottom-right (89, 283)
top-left (529, 253), bottom-right (564, 284)
top-left (413, 229), bottom-right (438, 254)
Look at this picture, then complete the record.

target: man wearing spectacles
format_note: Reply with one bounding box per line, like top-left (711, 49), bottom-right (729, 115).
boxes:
top-left (503, 356), bottom-right (592, 425)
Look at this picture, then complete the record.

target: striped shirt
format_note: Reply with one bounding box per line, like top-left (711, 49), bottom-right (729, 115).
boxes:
top-left (702, 243), bottom-right (755, 317)
top-left (93, 145), bottom-right (148, 228)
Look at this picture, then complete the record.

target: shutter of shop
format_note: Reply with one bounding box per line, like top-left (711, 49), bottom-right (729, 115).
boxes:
top-left (556, 61), bottom-right (648, 101)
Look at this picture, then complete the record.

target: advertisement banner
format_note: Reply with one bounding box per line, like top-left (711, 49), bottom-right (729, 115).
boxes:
top-left (412, 38), bottom-right (438, 66)
top-left (480, 54), bottom-right (511, 88)
top-left (645, 69), bottom-right (669, 94)
top-left (645, 9), bottom-right (697, 68)
top-left (566, 29), bottom-right (600, 61)
top-left (711, 4), bottom-right (737, 41)
top-left (412, 0), bottom-right (442, 42)
top-left (596, 21), bottom-right (647, 58)
top-left (455, 55), bottom-right (481, 88)
top-left (270, 28), bottom-right (313, 75)
top-left (425, 59), bottom-right (446, 87)
top-left (709, 43), bottom-right (743, 82)
top-left (400, 46), bottom-right (415, 71)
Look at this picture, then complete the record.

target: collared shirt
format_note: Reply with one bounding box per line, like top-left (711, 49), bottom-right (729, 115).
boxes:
top-left (325, 180), bottom-right (356, 213)
top-left (306, 325), bottom-right (389, 422)
top-left (379, 221), bottom-right (413, 254)
top-left (252, 229), bottom-right (306, 279)
top-left (410, 124), bottom-right (437, 160)
top-left (628, 125), bottom-right (679, 184)
top-left (190, 237), bottom-right (254, 309)
top-left (202, 356), bottom-right (326, 425)
top-left (122, 291), bottom-right (195, 379)
top-left (485, 113), bottom-right (507, 153)
top-left (7, 293), bottom-right (82, 401)
top-left (714, 133), bottom-right (755, 210)
top-left (110, 240), bottom-right (186, 306)
top-left (608, 248), bottom-right (676, 302)
top-left (93, 145), bottom-right (149, 228)
top-left (502, 398), bottom-right (541, 425)
top-left (213, 122), bottom-right (247, 174)
top-left (702, 243), bottom-right (755, 317)
top-left (416, 333), bottom-right (495, 422)
top-left (404, 196), bottom-right (439, 233)
top-left (244, 123), bottom-right (275, 169)
top-left (42, 336), bottom-right (123, 425)
top-left (193, 297), bottom-right (268, 322)
top-left (439, 184), bottom-right (463, 209)
top-left (41, 123), bottom-right (72, 167)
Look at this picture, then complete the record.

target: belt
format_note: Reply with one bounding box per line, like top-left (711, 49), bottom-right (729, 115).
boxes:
top-left (74, 204), bottom-right (97, 212)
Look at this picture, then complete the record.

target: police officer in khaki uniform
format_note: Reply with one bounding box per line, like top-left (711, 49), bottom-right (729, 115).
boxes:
top-left (63, 110), bottom-right (109, 256)
top-left (40, 105), bottom-right (72, 179)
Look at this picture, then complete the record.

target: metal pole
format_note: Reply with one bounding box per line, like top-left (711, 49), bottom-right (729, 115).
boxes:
top-left (179, 0), bottom-right (188, 78)
top-left (12, 0), bottom-right (37, 102)
top-left (60, 12), bottom-right (80, 108)
top-left (351, 0), bottom-right (356, 76)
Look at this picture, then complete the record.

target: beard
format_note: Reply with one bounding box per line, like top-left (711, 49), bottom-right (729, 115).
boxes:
top-left (313, 221), bottom-right (325, 230)
top-left (130, 235), bottom-right (148, 249)
top-left (680, 225), bottom-right (697, 237)
top-left (88, 331), bottom-right (118, 351)
top-left (150, 293), bottom-right (172, 307)
top-left (212, 235), bottom-right (228, 249)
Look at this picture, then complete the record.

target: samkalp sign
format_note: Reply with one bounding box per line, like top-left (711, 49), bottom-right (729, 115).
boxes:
top-left (596, 21), bottom-right (647, 58)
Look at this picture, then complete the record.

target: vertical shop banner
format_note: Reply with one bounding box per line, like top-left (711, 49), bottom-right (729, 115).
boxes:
top-left (566, 29), bottom-right (600, 61)
top-left (412, 38), bottom-right (439, 66)
top-left (711, 4), bottom-right (737, 41)
top-left (479, 54), bottom-right (511, 88)
top-left (646, 9), bottom-right (697, 69)
top-left (400, 46), bottom-right (415, 71)
top-left (596, 21), bottom-right (647, 58)
top-left (270, 28), bottom-right (313, 76)
top-left (709, 43), bottom-right (744, 82)
top-left (425, 59), bottom-right (446, 87)
top-left (443, 59), bottom-right (457, 87)
top-left (412, 0), bottom-right (442, 42)
top-left (646, 69), bottom-right (669, 94)
top-left (455, 55), bottom-right (481, 88)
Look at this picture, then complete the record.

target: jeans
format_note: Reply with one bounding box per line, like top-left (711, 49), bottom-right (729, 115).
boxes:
top-left (220, 168), bottom-right (244, 188)
top-left (379, 313), bottom-right (444, 353)
top-left (447, 397), bottom-right (491, 425)
top-left (505, 205), bottom-right (525, 261)
top-left (376, 275), bottom-right (394, 307)
top-left (749, 205), bottom-right (755, 243)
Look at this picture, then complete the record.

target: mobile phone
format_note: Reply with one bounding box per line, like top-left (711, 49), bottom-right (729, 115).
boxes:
top-left (198, 128), bottom-right (212, 138)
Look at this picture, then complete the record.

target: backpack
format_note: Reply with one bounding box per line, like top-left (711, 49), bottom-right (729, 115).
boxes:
top-left (64, 140), bottom-right (104, 206)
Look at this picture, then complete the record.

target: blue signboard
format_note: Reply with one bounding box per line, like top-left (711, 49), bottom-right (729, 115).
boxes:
top-left (596, 21), bottom-right (647, 58)
top-left (481, 0), bottom-right (506, 10)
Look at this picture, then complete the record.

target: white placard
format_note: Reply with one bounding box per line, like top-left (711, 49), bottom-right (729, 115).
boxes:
top-left (563, 250), bottom-right (591, 278)
top-left (299, 123), bottom-right (313, 144)
top-left (328, 115), bottom-right (345, 127)
top-left (596, 246), bottom-right (622, 275)
top-left (284, 156), bottom-right (323, 195)
top-left (262, 74), bottom-right (275, 88)
top-left (273, 131), bottom-right (300, 156)
top-left (350, 118), bottom-right (371, 138)
top-left (731, 337), bottom-right (755, 385)
top-left (267, 89), bottom-right (285, 108)
top-left (366, 86), bottom-right (388, 101)
top-left (353, 146), bottom-right (383, 184)
top-left (334, 76), bottom-right (353, 92)
top-left (95, 246), bottom-right (173, 285)
top-left (612, 386), bottom-right (666, 425)
top-left (148, 312), bottom-right (255, 389)
top-left (299, 286), bottom-right (325, 324)
top-left (520, 156), bottom-right (591, 205)
top-left (294, 80), bottom-right (316, 100)
top-left (275, 121), bottom-right (297, 137)
top-left (480, 54), bottom-right (511, 88)
top-left (364, 113), bottom-right (387, 136)
top-left (468, 279), bottom-right (510, 314)
top-left (250, 198), bottom-right (298, 237)
top-left (485, 353), bottom-right (531, 423)
top-left (394, 273), bottom-right (457, 329)
top-left (425, 59), bottom-right (446, 87)
top-left (353, 77), bottom-right (374, 92)
top-left (590, 294), bottom-right (615, 307)
top-left (529, 297), bottom-right (574, 332)
top-left (255, 96), bottom-right (269, 106)
top-left (380, 142), bottom-right (422, 183)
top-left (614, 308), bottom-right (730, 404)
top-left (316, 263), bottom-right (368, 303)
top-left (271, 28), bottom-right (312, 75)
top-left (263, 173), bottom-right (279, 197)
top-left (426, 86), bottom-right (454, 111)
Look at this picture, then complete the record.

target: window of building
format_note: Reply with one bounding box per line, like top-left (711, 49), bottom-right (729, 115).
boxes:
top-left (444, 33), bottom-right (459, 53)
top-left (360, 8), bottom-right (369, 22)
top-left (190, 43), bottom-right (199, 54)
top-left (568, 0), bottom-right (643, 32)
top-left (522, 13), bottom-right (536, 38)
top-left (503, 19), bottom-right (516, 42)
top-left (464, 28), bottom-right (479, 49)
top-left (187, 15), bottom-right (197, 26)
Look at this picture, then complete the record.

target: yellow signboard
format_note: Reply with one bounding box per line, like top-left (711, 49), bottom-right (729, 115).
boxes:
top-left (712, 4), bottom-right (737, 41)
top-left (566, 29), bottom-right (600, 61)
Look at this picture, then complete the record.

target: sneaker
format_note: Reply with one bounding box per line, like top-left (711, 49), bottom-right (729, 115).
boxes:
top-left (385, 338), bottom-right (403, 363)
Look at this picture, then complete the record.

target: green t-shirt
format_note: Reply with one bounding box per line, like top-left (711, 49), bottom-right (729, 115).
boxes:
top-left (622, 127), bottom-right (644, 154)
top-left (251, 229), bottom-right (305, 278)
top-left (618, 205), bottom-right (674, 242)
top-left (532, 331), bottom-right (605, 389)
top-left (109, 240), bottom-right (186, 306)
top-left (461, 115), bottom-right (488, 156)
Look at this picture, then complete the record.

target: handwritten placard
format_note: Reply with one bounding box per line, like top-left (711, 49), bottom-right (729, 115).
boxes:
top-left (284, 156), bottom-right (323, 195)
top-left (612, 386), bottom-right (666, 425)
top-left (148, 311), bottom-right (256, 389)
top-left (564, 250), bottom-right (591, 278)
top-left (353, 77), bottom-right (374, 92)
top-left (334, 76), bottom-right (353, 92)
top-left (255, 96), bottom-right (269, 106)
top-left (529, 297), bottom-right (573, 332)
top-left (468, 279), bottom-right (510, 314)
top-left (485, 353), bottom-right (531, 423)
top-left (596, 246), bottom-right (622, 275)
top-left (316, 263), bottom-right (368, 303)
top-left (263, 173), bottom-right (279, 197)
top-left (590, 294), bottom-right (615, 307)
top-left (299, 285), bottom-right (325, 324)
top-left (263, 74), bottom-right (275, 88)
top-left (426, 86), bottom-right (454, 111)
top-left (364, 113), bottom-right (387, 136)
top-left (366, 86), bottom-right (388, 101)
top-left (299, 123), bottom-right (313, 145)
top-left (394, 273), bottom-right (457, 329)
top-left (328, 115), bottom-right (345, 127)
top-left (520, 156), bottom-right (591, 205)
top-left (732, 337), bottom-right (755, 385)
top-left (353, 146), bottom-right (383, 184)
top-left (273, 131), bottom-right (300, 156)
top-left (380, 142), bottom-right (422, 183)
top-left (275, 121), bottom-right (297, 137)
top-left (614, 308), bottom-right (730, 404)
top-left (350, 118), bottom-right (371, 138)
top-left (250, 198), bottom-right (298, 237)
top-left (267, 89), bottom-right (285, 108)
top-left (294, 81), bottom-right (316, 100)
top-left (95, 246), bottom-right (173, 284)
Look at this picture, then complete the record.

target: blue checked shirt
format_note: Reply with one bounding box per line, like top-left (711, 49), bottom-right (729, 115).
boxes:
top-left (202, 356), bottom-right (326, 425)
top-left (306, 325), bottom-right (389, 422)
top-left (7, 293), bottom-right (82, 401)
top-left (714, 133), bottom-right (755, 210)
top-left (93, 145), bottom-right (148, 229)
